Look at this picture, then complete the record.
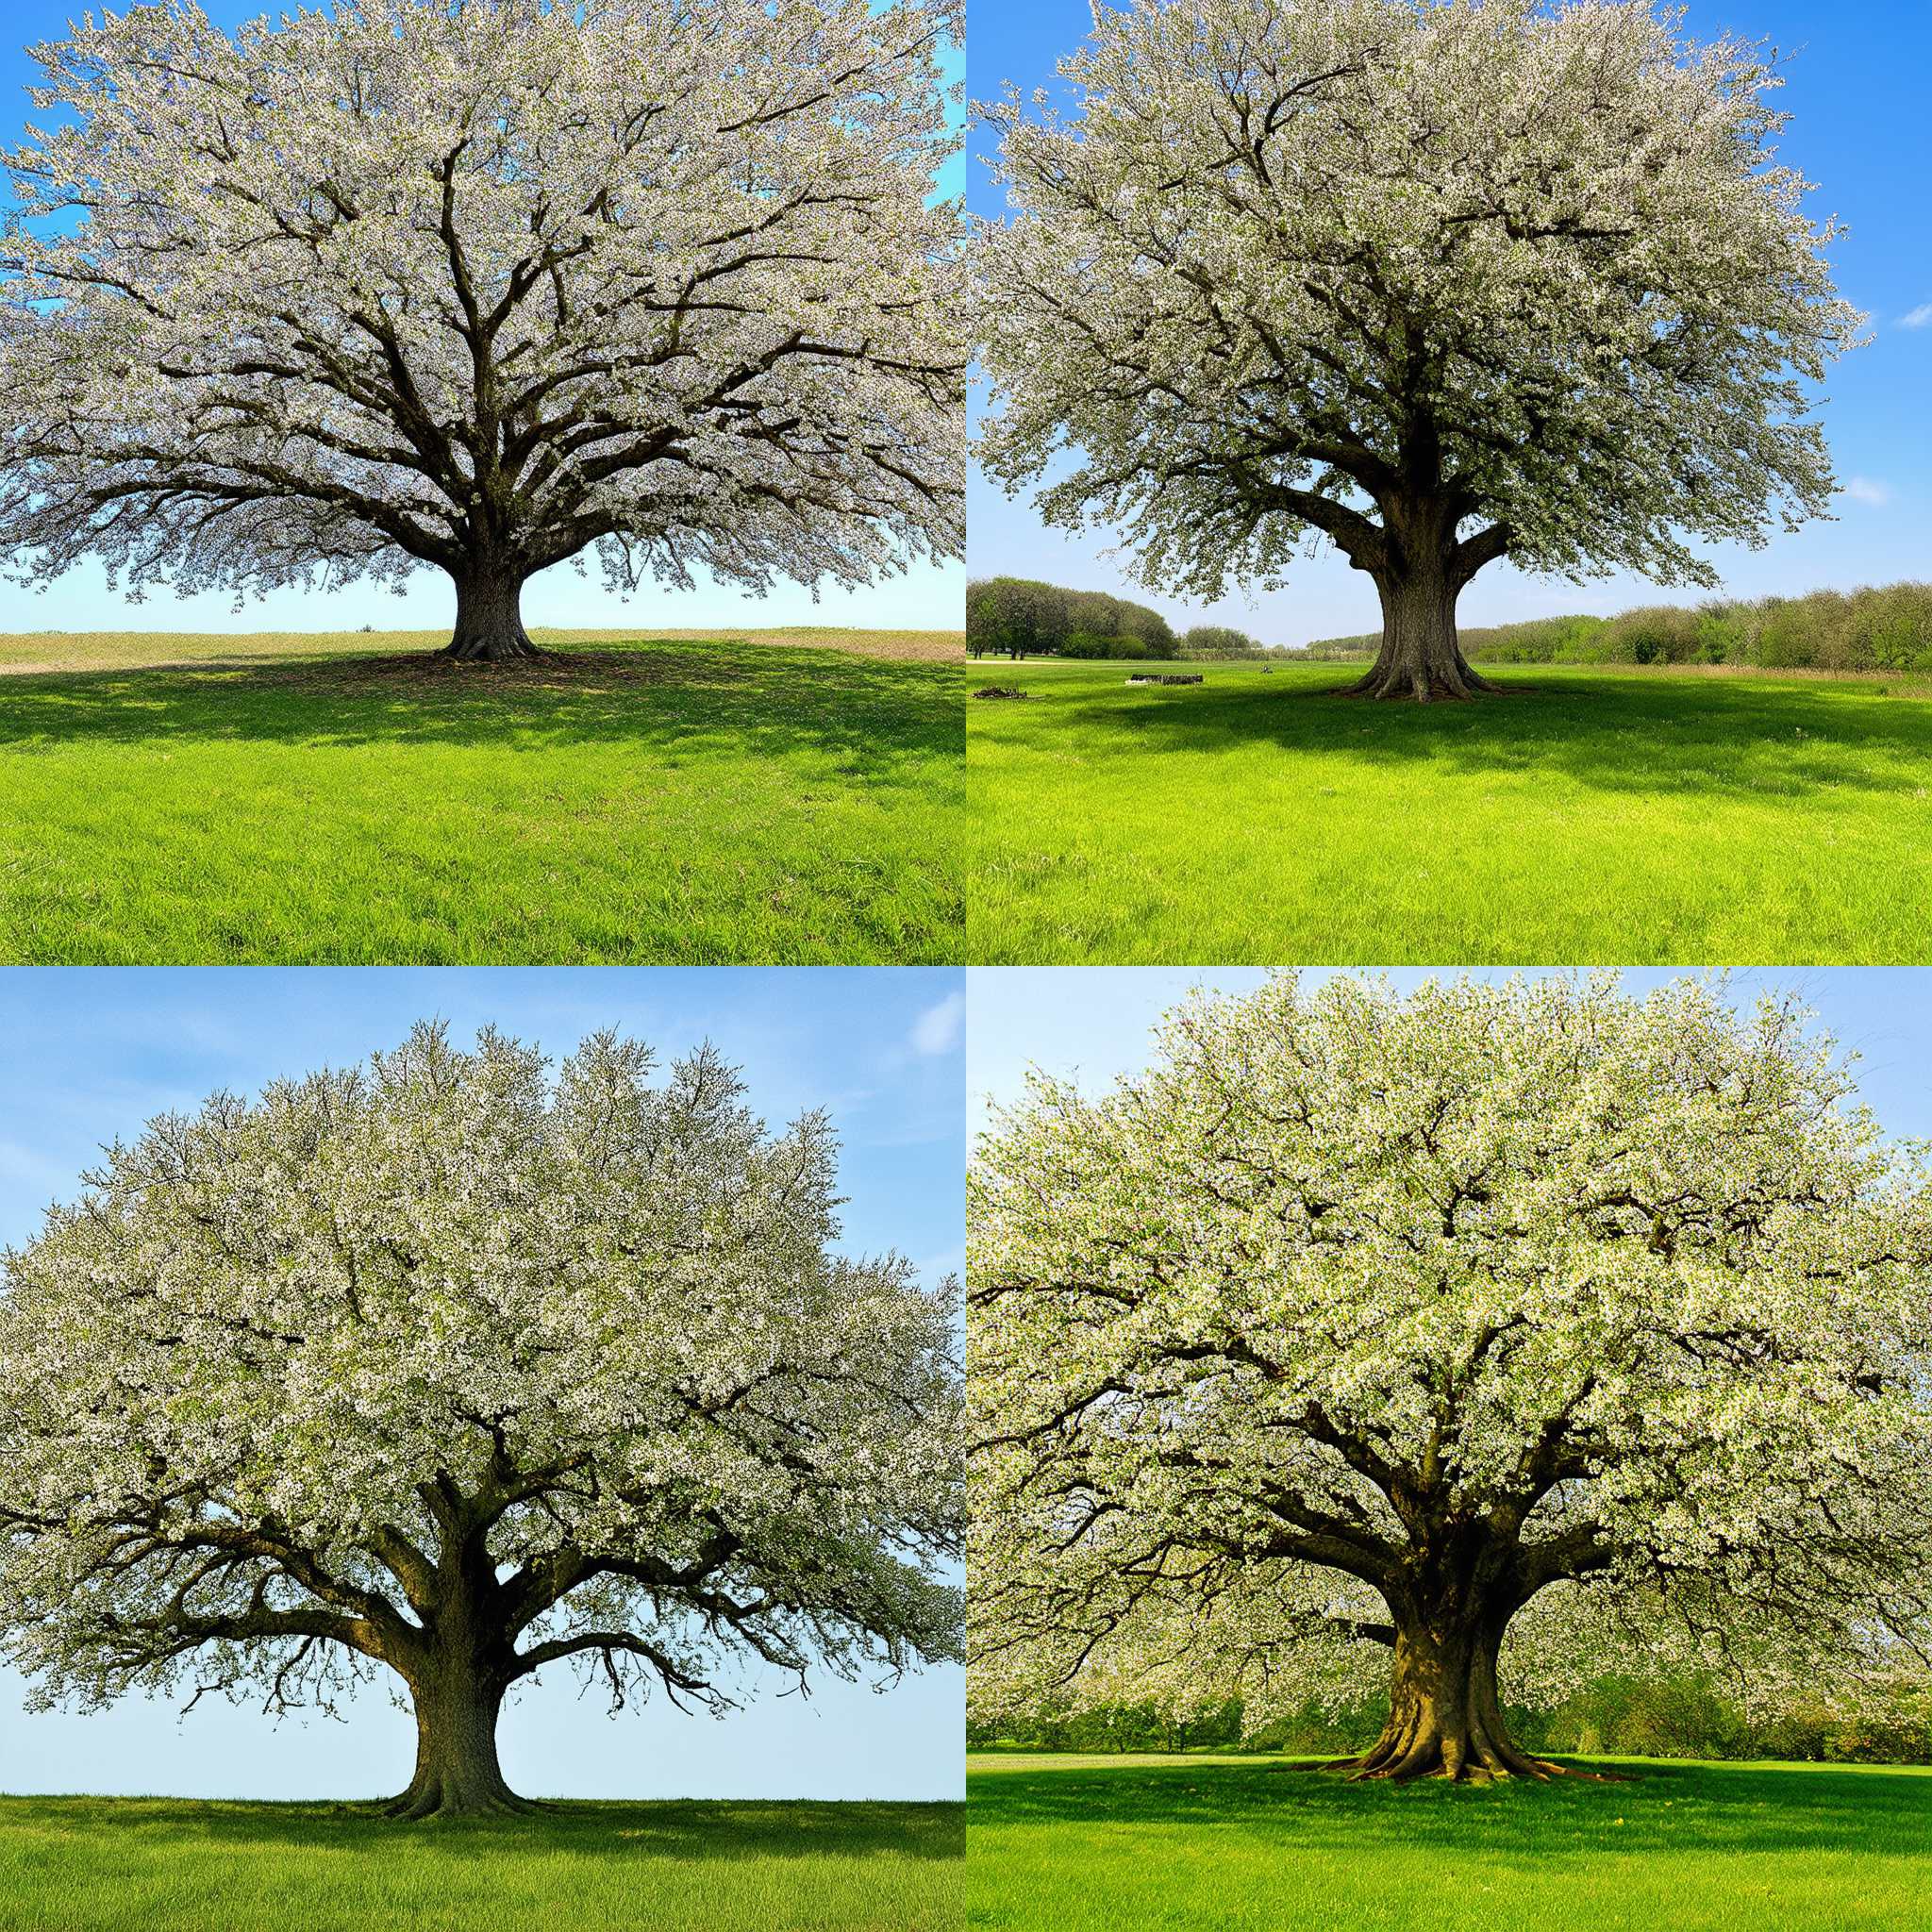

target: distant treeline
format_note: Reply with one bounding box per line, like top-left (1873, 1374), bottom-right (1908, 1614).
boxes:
top-left (967, 576), bottom-right (1268, 660)
top-left (972, 1674), bottom-right (1932, 1766)
top-left (1306, 583), bottom-right (1932, 673)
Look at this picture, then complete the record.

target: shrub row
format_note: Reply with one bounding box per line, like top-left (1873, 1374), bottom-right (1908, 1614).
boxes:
top-left (974, 1674), bottom-right (1932, 1766)
top-left (1304, 583), bottom-right (1932, 674)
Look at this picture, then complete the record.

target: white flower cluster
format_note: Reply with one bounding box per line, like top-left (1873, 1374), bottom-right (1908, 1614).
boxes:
top-left (0, 1023), bottom-right (963, 1724)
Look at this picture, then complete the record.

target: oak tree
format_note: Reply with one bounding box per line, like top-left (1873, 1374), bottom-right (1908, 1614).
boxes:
top-left (0, 0), bottom-right (964, 660)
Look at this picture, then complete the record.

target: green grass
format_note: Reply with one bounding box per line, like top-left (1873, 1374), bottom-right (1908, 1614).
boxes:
top-left (965, 660), bottom-right (1932, 962)
top-left (0, 1795), bottom-right (962, 1932)
top-left (0, 629), bottom-right (964, 963)
top-left (967, 1751), bottom-right (1932, 1931)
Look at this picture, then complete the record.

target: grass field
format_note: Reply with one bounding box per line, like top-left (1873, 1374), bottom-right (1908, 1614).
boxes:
top-left (0, 1795), bottom-right (962, 1932)
top-left (0, 627), bottom-right (963, 964)
top-left (967, 1751), bottom-right (1932, 1931)
top-left (965, 660), bottom-right (1932, 963)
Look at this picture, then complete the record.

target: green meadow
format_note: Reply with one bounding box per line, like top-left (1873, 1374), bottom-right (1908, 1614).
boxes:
top-left (0, 627), bottom-right (964, 964)
top-left (967, 1752), bottom-right (1932, 1932)
top-left (0, 1795), bottom-right (962, 1932)
top-left (965, 660), bottom-right (1932, 964)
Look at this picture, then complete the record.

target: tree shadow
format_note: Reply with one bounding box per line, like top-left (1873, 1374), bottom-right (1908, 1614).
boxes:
top-left (0, 1794), bottom-right (964, 1863)
top-left (1041, 672), bottom-right (1932, 803)
top-left (0, 641), bottom-right (964, 788)
top-left (967, 1757), bottom-right (1931, 1867)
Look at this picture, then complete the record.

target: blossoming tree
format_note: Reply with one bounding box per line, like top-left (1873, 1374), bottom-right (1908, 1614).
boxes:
top-left (0, 1024), bottom-right (963, 1817)
top-left (969, 974), bottom-right (1932, 1781)
top-left (974, 0), bottom-right (1861, 699)
top-left (0, 0), bottom-right (965, 660)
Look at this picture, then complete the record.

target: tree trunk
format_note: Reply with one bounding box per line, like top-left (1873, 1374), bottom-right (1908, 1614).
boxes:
top-left (378, 1661), bottom-right (536, 1819)
top-left (444, 567), bottom-right (540, 663)
top-left (1343, 561), bottom-right (1492, 702)
top-left (1346, 1604), bottom-right (1560, 1782)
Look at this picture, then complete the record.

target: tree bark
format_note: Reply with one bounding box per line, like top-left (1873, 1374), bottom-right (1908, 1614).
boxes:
top-left (1344, 561), bottom-right (1492, 702)
top-left (1344, 1602), bottom-right (1562, 1783)
top-left (444, 567), bottom-right (540, 663)
top-left (1339, 492), bottom-right (1496, 701)
top-left (378, 1657), bottom-right (536, 1819)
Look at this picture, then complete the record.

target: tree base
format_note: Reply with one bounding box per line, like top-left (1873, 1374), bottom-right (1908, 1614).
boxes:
top-left (1337, 660), bottom-right (1499, 702)
top-left (373, 1778), bottom-right (548, 1820)
top-left (441, 634), bottom-right (545, 665)
top-left (1305, 1744), bottom-right (1623, 1785)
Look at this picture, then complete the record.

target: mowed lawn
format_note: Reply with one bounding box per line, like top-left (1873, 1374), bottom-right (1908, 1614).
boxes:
top-left (967, 1752), bottom-right (1932, 1932)
top-left (0, 627), bottom-right (964, 963)
top-left (966, 660), bottom-right (1932, 962)
top-left (0, 1795), bottom-right (963, 1932)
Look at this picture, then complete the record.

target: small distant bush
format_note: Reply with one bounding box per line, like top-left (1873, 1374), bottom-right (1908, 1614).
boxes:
top-left (1060, 631), bottom-right (1149, 659)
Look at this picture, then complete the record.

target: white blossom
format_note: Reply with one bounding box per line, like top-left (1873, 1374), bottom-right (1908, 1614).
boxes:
top-left (973, 0), bottom-right (1862, 697)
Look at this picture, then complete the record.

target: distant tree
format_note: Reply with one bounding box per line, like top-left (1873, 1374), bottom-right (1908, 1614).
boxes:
top-left (0, 0), bottom-right (964, 661)
top-left (1065, 589), bottom-right (1175, 659)
top-left (976, 0), bottom-right (1861, 699)
top-left (1182, 624), bottom-right (1260, 659)
top-left (970, 974), bottom-right (1932, 1782)
top-left (967, 575), bottom-right (1069, 658)
top-left (0, 1024), bottom-right (962, 1817)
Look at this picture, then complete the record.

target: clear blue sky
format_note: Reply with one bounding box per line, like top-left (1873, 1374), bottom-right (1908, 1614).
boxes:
top-left (0, 967), bottom-right (965, 1802)
top-left (967, 0), bottom-right (1932, 645)
top-left (0, 4), bottom-right (964, 635)
top-left (968, 968), bottom-right (1932, 1143)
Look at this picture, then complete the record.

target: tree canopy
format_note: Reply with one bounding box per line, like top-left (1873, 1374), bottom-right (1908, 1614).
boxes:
top-left (974, 0), bottom-right (1862, 698)
top-left (968, 974), bottom-right (1932, 1781)
top-left (0, 1023), bottom-right (962, 1816)
top-left (0, 0), bottom-right (965, 659)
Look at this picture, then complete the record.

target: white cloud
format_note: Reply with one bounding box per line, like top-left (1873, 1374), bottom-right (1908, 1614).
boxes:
top-left (1901, 304), bottom-right (1932, 329)
top-left (1841, 475), bottom-right (1892, 508)
top-left (910, 990), bottom-right (965, 1058)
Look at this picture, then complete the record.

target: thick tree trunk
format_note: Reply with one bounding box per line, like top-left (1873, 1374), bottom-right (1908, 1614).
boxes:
top-left (1343, 1603), bottom-right (1563, 1783)
top-left (1343, 561), bottom-right (1492, 702)
top-left (444, 567), bottom-right (540, 663)
top-left (378, 1661), bottom-right (536, 1819)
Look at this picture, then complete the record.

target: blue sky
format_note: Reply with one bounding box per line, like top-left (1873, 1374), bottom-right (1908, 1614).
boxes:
top-left (0, 3), bottom-right (964, 635)
top-left (968, 0), bottom-right (1932, 645)
top-left (0, 967), bottom-right (965, 1802)
top-left (968, 968), bottom-right (1932, 1142)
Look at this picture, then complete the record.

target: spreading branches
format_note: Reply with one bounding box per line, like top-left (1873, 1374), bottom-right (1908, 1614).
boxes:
top-left (0, 1022), bottom-right (964, 1740)
top-left (0, 0), bottom-right (965, 621)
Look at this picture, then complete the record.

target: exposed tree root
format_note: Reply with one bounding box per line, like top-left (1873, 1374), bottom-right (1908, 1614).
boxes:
top-left (373, 1779), bottom-right (550, 1820)
top-left (1336, 661), bottom-right (1499, 702)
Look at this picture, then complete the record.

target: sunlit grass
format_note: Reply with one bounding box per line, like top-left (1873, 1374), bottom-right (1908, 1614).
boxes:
top-left (965, 659), bottom-right (1932, 964)
top-left (967, 1751), bottom-right (1932, 1931)
top-left (0, 1794), bottom-right (962, 1932)
top-left (0, 631), bottom-right (964, 963)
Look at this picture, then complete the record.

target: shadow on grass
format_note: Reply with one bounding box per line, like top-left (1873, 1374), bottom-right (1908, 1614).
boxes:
top-left (969, 1757), bottom-right (1929, 1863)
top-left (0, 1794), bottom-right (963, 1863)
top-left (1041, 672), bottom-right (1932, 802)
top-left (0, 640), bottom-right (962, 785)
